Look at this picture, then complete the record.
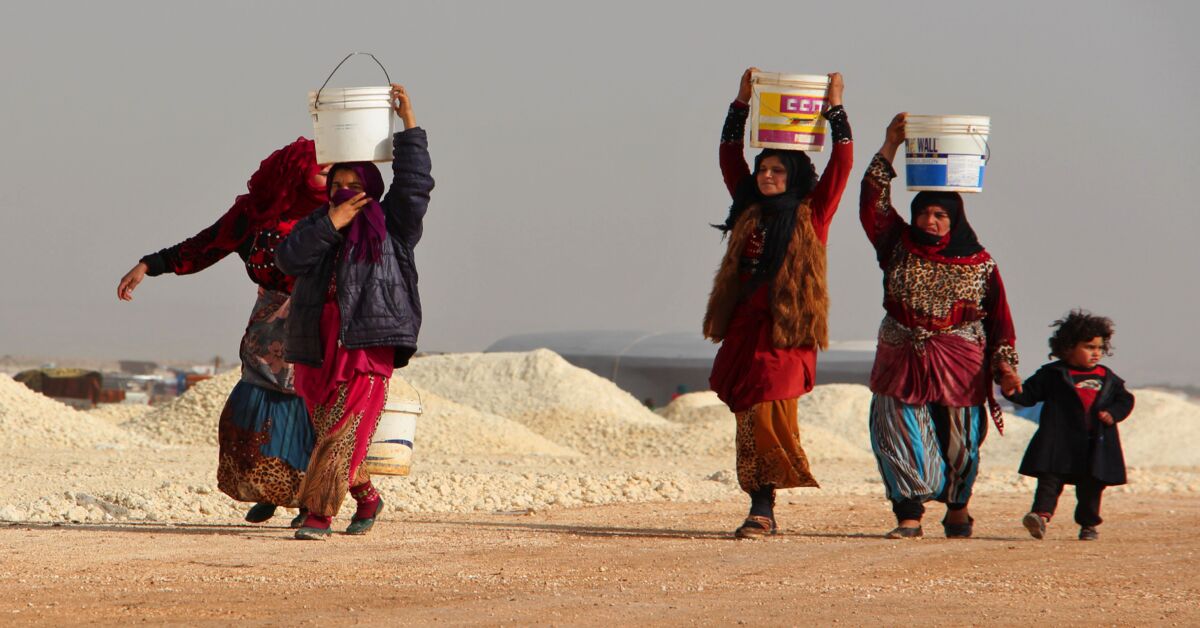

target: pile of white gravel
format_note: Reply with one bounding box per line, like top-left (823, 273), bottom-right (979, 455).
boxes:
top-left (87, 403), bottom-right (152, 425)
top-left (123, 369), bottom-right (241, 445)
top-left (0, 350), bottom-right (1197, 525)
top-left (0, 374), bottom-right (149, 450)
top-left (1118, 389), bottom-right (1200, 468)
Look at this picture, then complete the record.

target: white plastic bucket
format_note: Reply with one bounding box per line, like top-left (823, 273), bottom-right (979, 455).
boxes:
top-left (904, 115), bottom-right (991, 193)
top-left (308, 53), bottom-right (395, 164)
top-left (749, 71), bottom-right (830, 151)
top-left (363, 380), bottom-right (421, 476)
top-left (309, 87), bottom-right (394, 163)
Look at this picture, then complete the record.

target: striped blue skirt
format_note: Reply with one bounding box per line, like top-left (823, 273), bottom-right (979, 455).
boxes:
top-left (869, 395), bottom-right (985, 506)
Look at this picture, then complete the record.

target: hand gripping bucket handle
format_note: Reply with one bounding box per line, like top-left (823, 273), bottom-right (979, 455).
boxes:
top-left (314, 52), bottom-right (392, 106)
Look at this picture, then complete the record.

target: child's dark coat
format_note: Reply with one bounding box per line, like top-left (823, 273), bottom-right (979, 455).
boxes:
top-left (1005, 361), bottom-right (1135, 485)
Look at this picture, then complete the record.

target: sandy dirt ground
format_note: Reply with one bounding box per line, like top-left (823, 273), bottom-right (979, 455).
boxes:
top-left (2, 493), bottom-right (1197, 626)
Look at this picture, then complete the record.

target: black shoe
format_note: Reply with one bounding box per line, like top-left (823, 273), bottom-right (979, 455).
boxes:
top-left (244, 502), bottom-right (277, 523)
top-left (1023, 512), bottom-right (1047, 540)
top-left (1079, 525), bottom-right (1099, 541)
top-left (289, 509), bottom-right (308, 529)
top-left (885, 525), bottom-right (923, 539)
top-left (942, 516), bottom-right (974, 539)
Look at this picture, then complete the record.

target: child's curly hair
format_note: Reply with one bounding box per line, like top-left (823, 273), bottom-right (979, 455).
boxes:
top-left (1048, 309), bottom-right (1115, 359)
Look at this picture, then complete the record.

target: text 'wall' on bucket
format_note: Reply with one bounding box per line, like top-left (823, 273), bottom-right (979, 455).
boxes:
top-left (904, 115), bottom-right (991, 193)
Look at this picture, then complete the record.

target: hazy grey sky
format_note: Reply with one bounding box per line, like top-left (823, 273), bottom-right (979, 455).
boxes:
top-left (1, 1), bottom-right (1197, 385)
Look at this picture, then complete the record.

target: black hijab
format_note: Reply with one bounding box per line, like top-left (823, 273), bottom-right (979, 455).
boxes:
top-left (907, 191), bottom-right (984, 259)
top-left (714, 149), bottom-right (818, 278)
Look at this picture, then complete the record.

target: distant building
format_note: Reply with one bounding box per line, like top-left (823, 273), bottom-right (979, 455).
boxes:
top-left (118, 360), bottom-right (159, 375)
top-left (487, 331), bottom-right (876, 404)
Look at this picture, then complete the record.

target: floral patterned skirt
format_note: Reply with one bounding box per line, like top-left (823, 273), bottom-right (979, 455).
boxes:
top-left (215, 288), bottom-right (313, 506)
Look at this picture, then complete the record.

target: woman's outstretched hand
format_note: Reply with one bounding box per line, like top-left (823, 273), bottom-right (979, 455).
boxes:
top-left (736, 67), bottom-right (759, 104)
top-left (328, 192), bottom-right (371, 230)
top-left (998, 362), bottom-right (1023, 396)
top-left (117, 262), bottom-right (148, 301)
top-left (390, 83), bottom-right (416, 130)
top-left (826, 72), bottom-right (843, 107)
top-left (879, 112), bottom-right (907, 163)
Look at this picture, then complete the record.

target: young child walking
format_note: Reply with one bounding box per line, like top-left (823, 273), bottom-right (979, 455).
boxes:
top-left (276, 84), bottom-right (433, 540)
top-left (1005, 310), bottom-right (1135, 541)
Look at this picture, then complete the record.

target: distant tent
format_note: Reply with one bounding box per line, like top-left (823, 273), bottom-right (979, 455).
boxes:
top-left (14, 368), bottom-right (103, 408)
top-left (486, 331), bottom-right (876, 406)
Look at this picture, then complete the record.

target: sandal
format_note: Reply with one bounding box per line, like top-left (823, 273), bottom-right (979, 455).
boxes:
top-left (345, 498), bottom-right (384, 536)
top-left (734, 515), bottom-right (777, 539)
top-left (244, 502), bottom-right (277, 523)
top-left (885, 525), bottom-right (923, 539)
top-left (942, 516), bottom-right (975, 539)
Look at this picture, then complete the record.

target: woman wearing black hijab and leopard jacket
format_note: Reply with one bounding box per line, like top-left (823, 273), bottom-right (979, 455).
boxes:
top-left (860, 113), bottom-right (1023, 540)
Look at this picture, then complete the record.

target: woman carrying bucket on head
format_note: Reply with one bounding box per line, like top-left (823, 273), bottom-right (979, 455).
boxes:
top-left (117, 138), bottom-right (327, 527)
top-left (277, 83), bottom-right (433, 540)
top-left (859, 113), bottom-right (1022, 539)
top-left (705, 67), bottom-right (853, 539)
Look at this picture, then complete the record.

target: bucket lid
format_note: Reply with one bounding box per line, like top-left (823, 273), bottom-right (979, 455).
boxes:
top-left (751, 71), bottom-right (829, 88)
top-left (308, 85), bottom-right (393, 108)
top-left (906, 114), bottom-right (991, 129)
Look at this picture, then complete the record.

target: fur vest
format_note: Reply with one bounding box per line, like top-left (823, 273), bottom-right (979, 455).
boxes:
top-left (703, 201), bottom-right (830, 349)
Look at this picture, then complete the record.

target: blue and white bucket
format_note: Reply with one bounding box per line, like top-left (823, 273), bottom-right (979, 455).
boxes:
top-left (904, 115), bottom-right (990, 193)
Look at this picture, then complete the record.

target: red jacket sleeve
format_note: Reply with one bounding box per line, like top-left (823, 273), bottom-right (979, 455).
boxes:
top-left (140, 205), bottom-right (251, 276)
top-left (807, 145), bottom-right (852, 242)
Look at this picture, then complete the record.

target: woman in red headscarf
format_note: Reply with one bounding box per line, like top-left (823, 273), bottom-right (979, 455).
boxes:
top-left (117, 137), bottom-right (327, 526)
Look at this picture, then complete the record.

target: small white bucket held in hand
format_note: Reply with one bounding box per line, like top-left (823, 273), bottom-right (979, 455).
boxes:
top-left (749, 71), bottom-right (830, 152)
top-left (904, 115), bottom-right (991, 193)
top-left (363, 378), bottom-right (421, 476)
top-left (308, 52), bottom-right (395, 164)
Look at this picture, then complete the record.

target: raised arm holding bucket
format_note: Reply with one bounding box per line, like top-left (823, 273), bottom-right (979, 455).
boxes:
top-left (705, 67), bottom-right (852, 539)
top-left (278, 83), bottom-right (434, 541)
top-left (859, 113), bottom-right (1022, 539)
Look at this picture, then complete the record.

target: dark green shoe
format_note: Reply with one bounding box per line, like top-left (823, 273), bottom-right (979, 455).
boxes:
top-left (294, 526), bottom-right (332, 541)
top-left (345, 498), bottom-right (384, 536)
top-left (244, 502), bottom-right (277, 523)
top-left (289, 509), bottom-right (308, 529)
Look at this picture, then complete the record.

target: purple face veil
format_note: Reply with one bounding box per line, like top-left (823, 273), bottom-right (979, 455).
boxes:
top-left (328, 162), bottom-right (386, 263)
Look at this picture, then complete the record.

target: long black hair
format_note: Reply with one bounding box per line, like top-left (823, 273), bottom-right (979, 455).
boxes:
top-left (712, 149), bottom-right (818, 278)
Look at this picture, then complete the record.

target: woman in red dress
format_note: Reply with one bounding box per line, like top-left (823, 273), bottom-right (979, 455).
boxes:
top-left (705, 68), bottom-right (853, 538)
